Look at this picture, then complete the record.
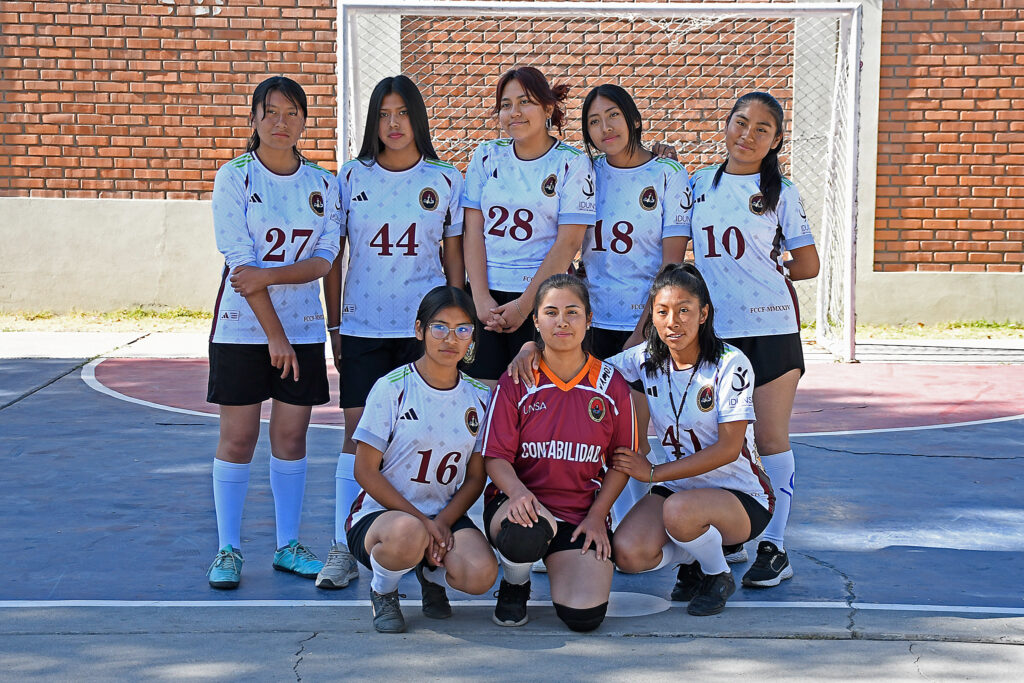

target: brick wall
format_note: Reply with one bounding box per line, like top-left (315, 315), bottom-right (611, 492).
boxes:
top-left (0, 0), bottom-right (338, 199)
top-left (875, 0), bottom-right (1024, 272)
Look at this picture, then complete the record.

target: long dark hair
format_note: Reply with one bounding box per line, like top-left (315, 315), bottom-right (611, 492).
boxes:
top-left (712, 91), bottom-right (785, 213)
top-left (531, 274), bottom-right (592, 353)
top-left (641, 263), bottom-right (724, 378)
top-left (581, 83), bottom-right (644, 162)
top-left (415, 285), bottom-right (479, 370)
top-left (357, 75), bottom-right (438, 165)
top-left (492, 66), bottom-right (570, 135)
top-left (246, 76), bottom-right (307, 160)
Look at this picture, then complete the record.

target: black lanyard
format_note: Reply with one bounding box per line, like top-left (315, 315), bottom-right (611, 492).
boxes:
top-left (667, 360), bottom-right (698, 440)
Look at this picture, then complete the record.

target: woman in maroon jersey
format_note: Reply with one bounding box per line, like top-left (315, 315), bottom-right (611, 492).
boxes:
top-left (478, 274), bottom-right (637, 632)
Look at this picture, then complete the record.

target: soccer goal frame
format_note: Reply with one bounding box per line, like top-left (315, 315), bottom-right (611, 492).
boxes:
top-left (335, 1), bottom-right (862, 362)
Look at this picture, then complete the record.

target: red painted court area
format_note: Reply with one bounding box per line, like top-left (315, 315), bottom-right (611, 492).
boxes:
top-left (91, 358), bottom-right (1024, 433)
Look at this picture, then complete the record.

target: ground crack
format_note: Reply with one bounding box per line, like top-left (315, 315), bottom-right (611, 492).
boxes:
top-left (797, 551), bottom-right (859, 638)
top-left (293, 632), bottom-right (318, 682)
top-left (792, 441), bottom-right (1024, 461)
top-left (909, 642), bottom-right (932, 680)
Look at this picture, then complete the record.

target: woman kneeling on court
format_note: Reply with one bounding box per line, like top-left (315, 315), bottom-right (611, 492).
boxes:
top-left (347, 286), bottom-right (498, 633)
top-left (609, 263), bottom-right (774, 616)
top-left (480, 274), bottom-right (637, 631)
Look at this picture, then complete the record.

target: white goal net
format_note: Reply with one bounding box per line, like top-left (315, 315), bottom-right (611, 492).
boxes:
top-left (337, 1), bottom-right (861, 361)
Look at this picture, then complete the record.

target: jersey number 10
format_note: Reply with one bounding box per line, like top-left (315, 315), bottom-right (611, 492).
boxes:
top-left (700, 225), bottom-right (746, 260)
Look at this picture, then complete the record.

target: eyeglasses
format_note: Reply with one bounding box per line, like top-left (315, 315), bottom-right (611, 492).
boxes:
top-left (427, 322), bottom-right (474, 340)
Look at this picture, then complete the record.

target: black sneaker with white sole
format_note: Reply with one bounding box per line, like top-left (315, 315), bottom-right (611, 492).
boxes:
top-left (492, 579), bottom-right (530, 626)
top-left (669, 562), bottom-right (704, 602)
top-left (741, 541), bottom-right (794, 587)
top-left (687, 571), bottom-right (736, 616)
top-left (723, 543), bottom-right (748, 564)
top-left (415, 563), bottom-right (452, 619)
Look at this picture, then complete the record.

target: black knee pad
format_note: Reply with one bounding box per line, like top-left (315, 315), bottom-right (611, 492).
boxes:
top-left (494, 517), bottom-right (554, 563)
top-left (553, 602), bottom-right (608, 632)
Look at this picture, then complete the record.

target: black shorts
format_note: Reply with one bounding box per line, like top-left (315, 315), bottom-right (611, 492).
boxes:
top-left (651, 486), bottom-right (772, 543)
top-left (346, 510), bottom-right (479, 570)
top-left (338, 335), bottom-right (420, 409)
top-left (587, 327), bottom-right (632, 361)
top-left (483, 493), bottom-right (613, 559)
top-left (725, 332), bottom-right (804, 387)
top-left (207, 341), bottom-right (329, 406)
top-left (463, 289), bottom-right (537, 381)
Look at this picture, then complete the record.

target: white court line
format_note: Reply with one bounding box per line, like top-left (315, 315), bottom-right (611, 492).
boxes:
top-left (2, 599), bottom-right (1023, 615)
top-left (82, 359), bottom-right (1023, 437)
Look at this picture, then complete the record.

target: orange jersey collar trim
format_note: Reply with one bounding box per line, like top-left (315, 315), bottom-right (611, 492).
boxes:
top-left (536, 354), bottom-right (600, 392)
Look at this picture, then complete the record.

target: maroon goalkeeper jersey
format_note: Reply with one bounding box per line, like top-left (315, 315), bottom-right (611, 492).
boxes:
top-left (481, 354), bottom-right (638, 525)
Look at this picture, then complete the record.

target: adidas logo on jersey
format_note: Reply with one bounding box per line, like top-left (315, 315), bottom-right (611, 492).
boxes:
top-left (352, 191), bottom-right (369, 202)
top-left (398, 408), bottom-right (419, 421)
top-left (249, 193), bottom-right (263, 203)
top-left (646, 385), bottom-right (659, 398)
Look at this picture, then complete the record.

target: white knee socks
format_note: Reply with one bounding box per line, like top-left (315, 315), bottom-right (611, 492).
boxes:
top-left (212, 458), bottom-right (249, 550)
top-left (761, 449), bottom-right (795, 550)
top-left (335, 452), bottom-right (361, 546)
top-left (369, 549), bottom-right (415, 594)
top-left (269, 455), bottom-right (307, 548)
top-left (668, 525), bottom-right (729, 576)
top-left (497, 551), bottom-right (533, 585)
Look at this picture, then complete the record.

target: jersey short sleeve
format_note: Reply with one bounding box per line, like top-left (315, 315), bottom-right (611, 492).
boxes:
top-left (479, 373), bottom-right (522, 464)
top-left (462, 143), bottom-right (486, 212)
top-left (212, 162), bottom-right (258, 268)
top-left (558, 151), bottom-right (597, 226)
top-left (350, 374), bottom-right (400, 454)
top-left (664, 162), bottom-right (694, 239)
top-left (605, 344), bottom-right (646, 384)
top-left (778, 181), bottom-right (815, 251)
top-left (442, 166), bottom-right (465, 238)
top-left (716, 347), bottom-right (756, 424)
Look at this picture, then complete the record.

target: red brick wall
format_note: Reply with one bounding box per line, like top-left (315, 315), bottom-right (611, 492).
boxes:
top-left (875, 0), bottom-right (1024, 272)
top-left (0, 0), bottom-right (337, 199)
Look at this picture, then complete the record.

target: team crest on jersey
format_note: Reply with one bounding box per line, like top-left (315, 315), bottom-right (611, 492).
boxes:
top-left (640, 186), bottom-right (658, 211)
top-left (465, 407), bottom-right (480, 436)
top-left (749, 193), bottom-right (767, 216)
top-left (419, 187), bottom-right (439, 211)
top-left (542, 174), bottom-right (558, 197)
top-left (588, 396), bottom-right (606, 423)
top-left (696, 385), bottom-right (714, 412)
top-left (309, 191), bottom-right (325, 216)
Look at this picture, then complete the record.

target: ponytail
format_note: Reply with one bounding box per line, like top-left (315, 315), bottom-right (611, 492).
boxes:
top-left (712, 91), bottom-right (785, 213)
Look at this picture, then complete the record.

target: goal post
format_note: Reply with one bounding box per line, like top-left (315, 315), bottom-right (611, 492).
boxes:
top-left (336, 1), bottom-right (862, 362)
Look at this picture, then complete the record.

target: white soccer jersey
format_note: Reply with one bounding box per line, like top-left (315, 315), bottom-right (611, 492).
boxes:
top-left (349, 363), bottom-right (491, 527)
top-left (582, 156), bottom-right (693, 331)
top-left (607, 343), bottom-right (772, 510)
top-left (463, 138), bottom-right (596, 292)
top-left (687, 167), bottom-right (815, 338)
top-left (338, 157), bottom-right (464, 337)
top-left (210, 152), bottom-right (342, 344)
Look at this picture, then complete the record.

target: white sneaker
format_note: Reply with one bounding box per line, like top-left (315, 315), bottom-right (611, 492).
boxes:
top-left (315, 542), bottom-right (359, 589)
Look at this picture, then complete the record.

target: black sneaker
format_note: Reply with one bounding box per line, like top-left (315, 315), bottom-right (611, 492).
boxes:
top-left (687, 571), bottom-right (736, 616)
top-left (415, 563), bottom-right (452, 619)
top-left (741, 541), bottom-right (794, 588)
top-left (369, 588), bottom-right (406, 633)
top-left (723, 543), bottom-right (748, 564)
top-left (669, 562), bottom-right (704, 602)
top-left (492, 579), bottom-right (530, 627)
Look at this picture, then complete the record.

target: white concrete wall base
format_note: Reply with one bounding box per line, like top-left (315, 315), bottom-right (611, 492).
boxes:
top-left (0, 197), bottom-right (221, 312)
top-left (857, 271), bottom-right (1024, 324)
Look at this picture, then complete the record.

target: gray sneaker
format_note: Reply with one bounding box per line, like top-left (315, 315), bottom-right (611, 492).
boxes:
top-left (370, 588), bottom-right (406, 633)
top-left (315, 542), bottom-right (359, 589)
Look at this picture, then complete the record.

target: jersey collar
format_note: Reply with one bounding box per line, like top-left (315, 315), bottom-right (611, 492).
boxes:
top-left (536, 354), bottom-right (599, 392)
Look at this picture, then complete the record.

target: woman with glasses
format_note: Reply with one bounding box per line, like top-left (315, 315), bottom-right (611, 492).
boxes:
top-left (343, 286), bottom-right (497, 633)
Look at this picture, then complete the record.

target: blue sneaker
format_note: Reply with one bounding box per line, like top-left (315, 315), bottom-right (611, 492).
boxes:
top-left (207, 545), bottom-right (243, 589)
top-left (272, 540), bottom-right (324, 578)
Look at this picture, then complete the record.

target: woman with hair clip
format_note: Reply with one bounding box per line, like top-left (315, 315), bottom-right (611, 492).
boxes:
top-left (687, 91), bottom-right (819, 588)
top-left (578, 83), bottom-right (693, 527)
top-left (345, 286), bottom-right (496, 633)
top-left (607, 263), bottom-right (773, 616)
top-left (480, 274), bottom-right (637, 632)
top-left (462, 66), bottom-right (596, 386)
top-left (206, 76), bottom-right (342, 589)
top-left (318, 75), bottom-right (466, 590)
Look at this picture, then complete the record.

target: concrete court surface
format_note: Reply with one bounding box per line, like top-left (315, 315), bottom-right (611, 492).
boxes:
top-left (1, 332), bottom-right (1023, 680)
